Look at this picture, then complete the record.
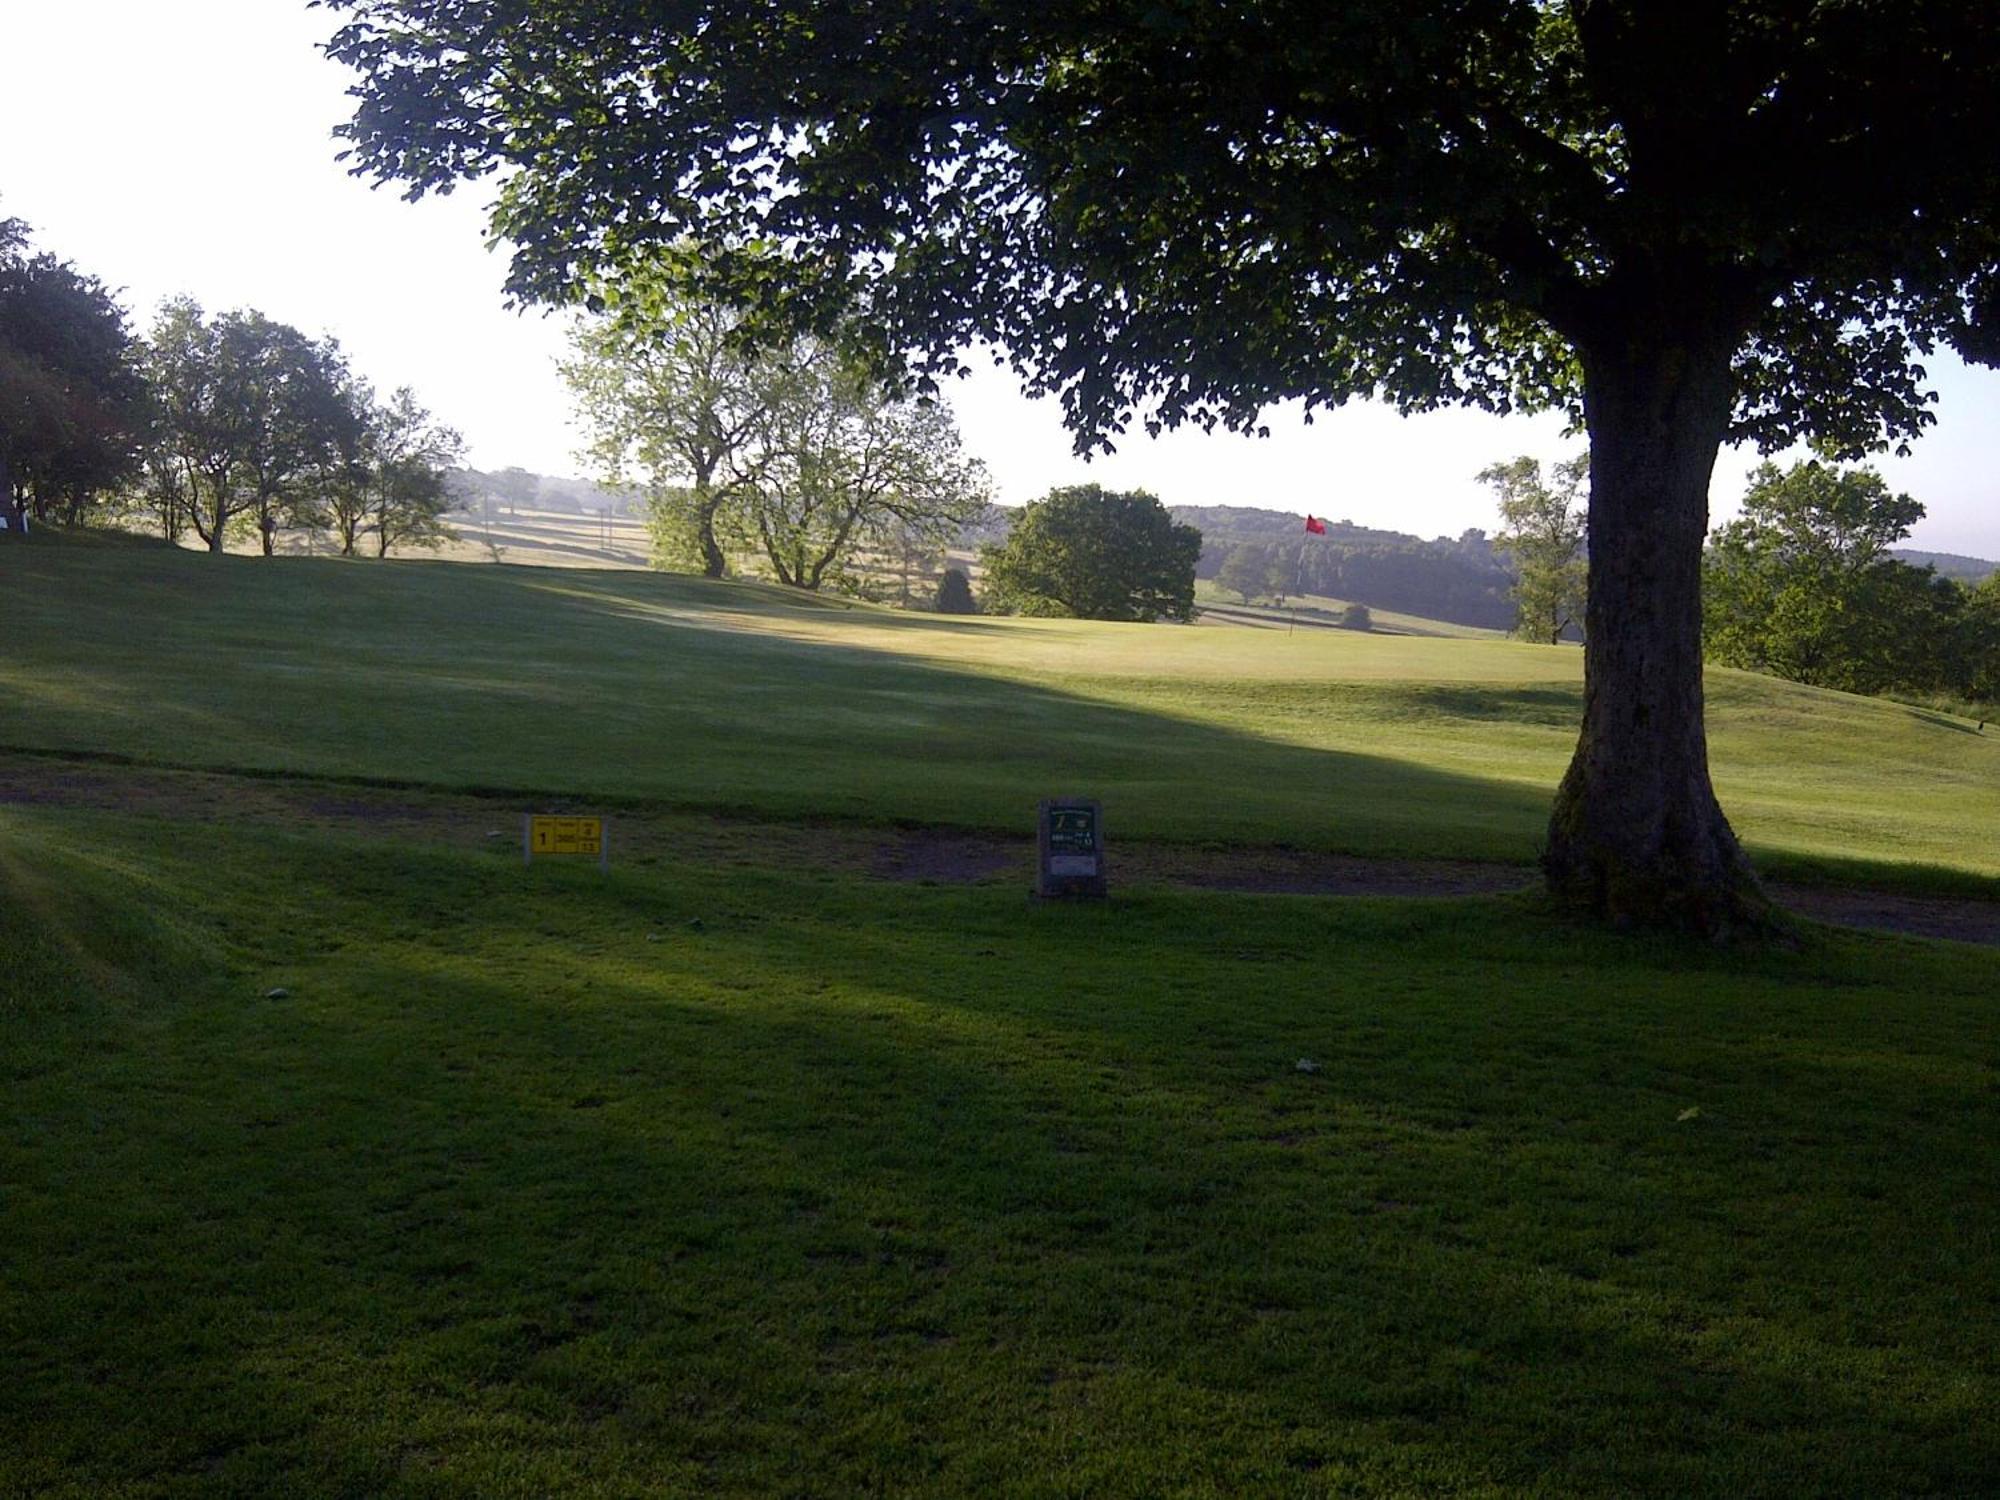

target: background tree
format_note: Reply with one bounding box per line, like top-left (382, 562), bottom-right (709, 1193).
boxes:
top-left (364, 386), bottom-right (464, 557)
top-left (0, 216), bottom-right (148, 528)
top-left (490, 466), bottom-right (538, 516)
top-left (1214, 543), bottom-right (1271, 605)
top-left (1961, 577), bottom-right (2000, 705)
top-left (982, 486), bottom-right (1201, 623)
top-left (322, 374), bottom-right (379, 557)
top-left (1340, 603), bottom-right (1373, 632)
top-left (884, 518), bottom-right (946, 606)
top-left (1482, 455), bottom-right (1588, 644)
top-left (1264, 560), bottom-right (1291, 608)
top-left (144, 301), bottom-right (349, 555)
top-left (747, 355), bottom-right (990, 591)
top-left (327, 1), bottom-right (2000, 930)
top-left (935, 566), bottom-right (977, 615)
top-left (234, 319), bottom-right (354, 556)
top-left (562, 271), bottom-right (771, 578)
top-left (131, 441), bottom-right (193, 543)
top-left (1704, 461), bottom-right (1944, 696)
top-left (143, 299), bottom-right (258, 553)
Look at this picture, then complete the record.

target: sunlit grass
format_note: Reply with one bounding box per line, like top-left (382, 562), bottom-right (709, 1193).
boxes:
top-left (3, 543), bottom-right (1997, 886)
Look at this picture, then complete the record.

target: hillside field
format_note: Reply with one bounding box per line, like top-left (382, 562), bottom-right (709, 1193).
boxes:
top-left (3, 535), bottom-right (1997, 1497)
top-left (4, 539), bottom-right (1997, 887)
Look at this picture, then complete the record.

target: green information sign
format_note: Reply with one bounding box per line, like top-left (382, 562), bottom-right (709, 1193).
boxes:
top-left (1037, 798), bottom-right (1107, 898)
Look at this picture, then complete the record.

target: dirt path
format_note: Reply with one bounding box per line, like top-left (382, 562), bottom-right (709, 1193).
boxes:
top-left (4, 751), bottom-right (1997, 948)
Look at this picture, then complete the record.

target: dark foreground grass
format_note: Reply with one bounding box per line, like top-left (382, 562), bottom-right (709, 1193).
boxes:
top-left (4, 805), bottom-right (1996, 1497)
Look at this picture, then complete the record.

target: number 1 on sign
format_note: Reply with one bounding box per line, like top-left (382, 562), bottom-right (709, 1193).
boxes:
top-left (523, 814), bottom-right (609, 869)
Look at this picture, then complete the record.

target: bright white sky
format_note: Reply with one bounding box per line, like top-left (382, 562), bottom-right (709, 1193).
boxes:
top-left (5, 1), bottom-right (1996, 555)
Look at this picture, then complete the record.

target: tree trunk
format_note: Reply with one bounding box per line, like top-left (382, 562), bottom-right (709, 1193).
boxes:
top-left (689, 465), bottom-right (729, 579)
top-left (697, 503), bottom-right (727, 577)
top-left (1544, 334), bottom-right (1768, 935)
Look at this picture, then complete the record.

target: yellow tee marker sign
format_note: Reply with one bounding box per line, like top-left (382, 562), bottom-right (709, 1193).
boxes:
top-left (523, 814), bottom-right (609, 868)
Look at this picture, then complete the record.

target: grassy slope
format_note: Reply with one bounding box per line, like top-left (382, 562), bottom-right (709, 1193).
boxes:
top-left (3, 543), bottom-right (1996, 885)
top-left (4, 805), bottom-right (1996, 1498)
top-left (1192, 580), bottom-right (1507, 639)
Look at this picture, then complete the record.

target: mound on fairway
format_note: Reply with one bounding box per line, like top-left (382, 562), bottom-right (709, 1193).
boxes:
top-left (4, 543), bottom-right (1997, 889)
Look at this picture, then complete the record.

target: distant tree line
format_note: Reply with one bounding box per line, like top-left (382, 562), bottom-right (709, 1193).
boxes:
top-left (453, 467), bottom-right (643, 520)
top-left (1186, 508), bottom-right (1517, 629)
top-left (1, 211), bottom-right (460, 556)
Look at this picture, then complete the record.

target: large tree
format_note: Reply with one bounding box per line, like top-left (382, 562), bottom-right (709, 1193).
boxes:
top-left (748, 351), bottom-right (990, 592)
top-left (326, 2), bottom-right (2000, 930)
top-left (0, 216), bottom-right (148, 528)
top-left (983, 486), bottom-right (1201, 623)
top-left (562, 270), bottom-right (773, 578)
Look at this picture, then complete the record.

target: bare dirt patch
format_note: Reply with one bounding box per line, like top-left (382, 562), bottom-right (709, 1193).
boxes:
top-left (2, 750), bottom-right (1993, 947)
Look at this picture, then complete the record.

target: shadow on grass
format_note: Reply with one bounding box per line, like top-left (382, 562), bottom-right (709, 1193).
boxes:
top-left (5, 548), bottom-right (1563, 863)
top-left (10, 550), bottom-right (1996, 896)
top-left (8, 843), bottom-right (1994, 1495)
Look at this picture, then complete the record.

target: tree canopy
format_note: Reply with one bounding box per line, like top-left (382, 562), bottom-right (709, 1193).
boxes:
top-left (324, 1), bottom-right (2000, 930)
top-left (0, 215), bottom-right (147, 526)
top-left (983, 486), bottom-right (1200, 623)
top-left (1704, 461), bottom-right (1990, 700)
top-left (567, 281), bottom-right (988, 590)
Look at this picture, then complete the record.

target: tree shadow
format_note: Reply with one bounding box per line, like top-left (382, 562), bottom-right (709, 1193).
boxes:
top-left (1899, 705), bottom-right (1986, 736)
top-left (20, 885), bottom-right (1989, 1496)
top-left (461, 572), bottom-right (1560, 859)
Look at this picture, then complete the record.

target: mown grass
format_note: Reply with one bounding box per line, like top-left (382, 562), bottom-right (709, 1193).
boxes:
top-left (4, 543), bottom-right (1997, 890)
top-left (4, 803), bottom-right (1997, 1498)
top-left (1191, 580), bottom-right (1508, 639)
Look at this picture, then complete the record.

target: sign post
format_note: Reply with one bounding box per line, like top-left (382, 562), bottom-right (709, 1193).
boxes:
top-left (1036, 798), bottom-right (1107, 899)
top-left (523, 814), bottom-right (609, 871)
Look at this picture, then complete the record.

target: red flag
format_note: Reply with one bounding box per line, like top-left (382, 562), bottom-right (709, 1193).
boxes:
top-left (1304, 514), bottom-right (1327, 535)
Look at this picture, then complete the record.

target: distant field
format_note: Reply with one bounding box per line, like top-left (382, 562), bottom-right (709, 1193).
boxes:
top-left (163, 505), bottom-right (658, 569)
top-left (1192, 580), bottom-right (1506, 638)
top-left (5, 539), bottom-right (1996, 887)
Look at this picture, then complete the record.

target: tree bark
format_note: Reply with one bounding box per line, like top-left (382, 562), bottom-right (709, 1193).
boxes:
top-left (1544, 332), bottom-right (1769, 935)
top-left (696, 501), bottom-right (727, 578)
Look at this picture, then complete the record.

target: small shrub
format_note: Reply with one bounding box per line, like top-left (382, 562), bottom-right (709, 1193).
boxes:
top-left (935, 567), bottom-right (977, 614)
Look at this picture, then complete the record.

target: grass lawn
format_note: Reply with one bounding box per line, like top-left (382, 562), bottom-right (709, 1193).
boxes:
top-left (4, 803), bottom-right (1997, 1497)
top-left (1191, 581), bottom-right (1508, 639)
top-left (4, 536), bottom-right (1997, 1495)
top-left (4, 541), bottom-right (1997, 888)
